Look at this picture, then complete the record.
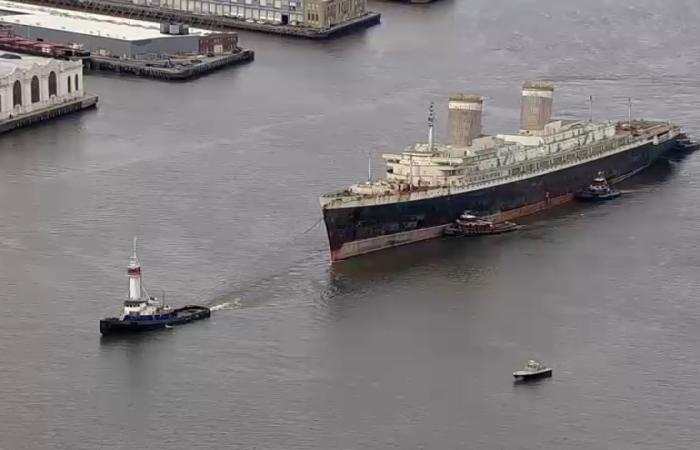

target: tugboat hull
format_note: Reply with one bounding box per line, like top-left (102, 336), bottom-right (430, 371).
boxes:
top-left (100, 305), bottom-right (211, 336)
top-left (575, 191), bottom-right (621, 202)
top-left (443, 222), bottom-right (520, 236)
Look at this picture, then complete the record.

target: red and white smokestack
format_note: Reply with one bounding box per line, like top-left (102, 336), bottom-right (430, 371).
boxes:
top-left (127, 237), bottom-right (142, 301)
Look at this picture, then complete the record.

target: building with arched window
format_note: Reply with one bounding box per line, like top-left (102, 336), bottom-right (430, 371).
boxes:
top-left (0, 52), bottom-right (91, 124)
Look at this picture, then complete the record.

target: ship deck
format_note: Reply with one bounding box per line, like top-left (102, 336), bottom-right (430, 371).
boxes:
top-left (321, 120), bottom-right (679, 208)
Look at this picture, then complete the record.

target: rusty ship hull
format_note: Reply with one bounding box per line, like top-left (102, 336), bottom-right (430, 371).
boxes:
top-left (322, 135), bottom-right (679, 261)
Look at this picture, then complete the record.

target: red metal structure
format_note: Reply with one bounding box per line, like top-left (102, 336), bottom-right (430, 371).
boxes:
top-left (0, 25), bottom-right (90, 59)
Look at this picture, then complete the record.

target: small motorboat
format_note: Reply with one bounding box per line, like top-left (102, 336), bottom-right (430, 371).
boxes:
top-left (443, 211), bottom-right (519, 237)
top-left (575, 172), bottom-right (621, 202)
top-left (513, 360), bottom-right (553, 381)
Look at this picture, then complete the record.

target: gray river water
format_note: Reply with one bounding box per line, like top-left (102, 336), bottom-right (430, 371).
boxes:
top-left (2, 0), bottom-right (700, 448)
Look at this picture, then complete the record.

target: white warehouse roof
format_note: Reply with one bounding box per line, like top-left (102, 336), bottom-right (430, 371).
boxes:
top-left (0, 0), bottom-right (213, 41)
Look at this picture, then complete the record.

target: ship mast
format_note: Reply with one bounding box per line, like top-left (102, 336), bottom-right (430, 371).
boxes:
top-left (428, 101), bottom-right (435, 150)
top-left (627, 97), bottom-right (632, 126)
top-left (127, 237), bottom-right (143, 301)
top-left (367, 150), bottom-right (372, 183)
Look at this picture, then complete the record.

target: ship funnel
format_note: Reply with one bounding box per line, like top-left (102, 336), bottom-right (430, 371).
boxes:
top-left (519, 80), bottom-right (554, 133)
top-left (448, 94), bottom-right (483, 147)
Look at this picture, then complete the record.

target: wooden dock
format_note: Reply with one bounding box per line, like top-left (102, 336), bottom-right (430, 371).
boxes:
top-left (85, 49), bottom-right (254, 81)
top-left (9, 0), bottom-right (381, 39)
top-left (0, 95), bottom-right (98, 134)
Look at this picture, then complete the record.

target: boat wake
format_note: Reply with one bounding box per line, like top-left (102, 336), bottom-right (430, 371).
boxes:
top-left (616, 188), bottom-right (654, 194)
top-left (209, 298), bottom-right (242, 311)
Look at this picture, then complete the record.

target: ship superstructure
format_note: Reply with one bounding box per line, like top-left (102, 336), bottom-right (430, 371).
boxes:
top-left (122, 237), bottom-right (171, 318)
top-left (320, 81), bottom-right (683, 261)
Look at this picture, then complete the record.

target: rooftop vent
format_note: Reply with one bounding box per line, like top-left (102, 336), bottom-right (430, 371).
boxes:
top-left (160, 22), bottom-right (189, 35)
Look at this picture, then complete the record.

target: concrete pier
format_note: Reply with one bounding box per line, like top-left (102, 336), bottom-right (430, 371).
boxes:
top-left (85, 49), bottom-right (254, 81)
top-left (0, 94), bottom-right (98, 134)
top-left (9, 0), bottom-right (381, 39)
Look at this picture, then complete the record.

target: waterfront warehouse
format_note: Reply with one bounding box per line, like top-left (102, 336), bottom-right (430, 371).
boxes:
top-left (152, 0), bottom-right (368, 29)
top-left (3, 0), bottom-right (379, 38)
top-left (0, 52), bottom-right (97, 132)
top-left (0, 1), bottom-right (239, 58)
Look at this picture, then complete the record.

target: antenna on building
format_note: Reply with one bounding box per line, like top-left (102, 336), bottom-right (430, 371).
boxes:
top-left (627, 97), bottom-right (632, 126)
top-left (588, 95), bottom-right (593, 122)
top-left (428, 101), bottom-right (435, 150)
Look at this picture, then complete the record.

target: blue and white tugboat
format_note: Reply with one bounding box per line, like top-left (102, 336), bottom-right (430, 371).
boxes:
top-left (99, 238), bottom-right (211, 336)
top-left (673, 133), bottom-right (700, 153)
top-left (575, 172), bottom-right (621, 202)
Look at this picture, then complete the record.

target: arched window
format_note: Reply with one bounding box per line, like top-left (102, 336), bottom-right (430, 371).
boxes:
top-left (30, 76), bottom-right (40, 103)
top-left (74, 74), bottom-right (79, 91)
top-left (67, 77), bottom-right (72, 93)
top-left (48, 71), bottom-right (57, 97)
top-left (12, 80), bottom-right (21, 107)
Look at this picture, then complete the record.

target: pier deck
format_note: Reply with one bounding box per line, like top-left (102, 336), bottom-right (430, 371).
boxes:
top-left (0, 94), bottom-right (98, 134)
top-left (85, 49), bottom-right (254, 81)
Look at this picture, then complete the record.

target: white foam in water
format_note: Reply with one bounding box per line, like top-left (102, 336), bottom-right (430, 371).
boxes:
top-left (210, 298), bottom-right (242, 311)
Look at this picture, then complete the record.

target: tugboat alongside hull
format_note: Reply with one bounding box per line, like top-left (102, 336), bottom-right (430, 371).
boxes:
top-left (667, 133), bottom-right (700, 161)
top-left (443, 211), bottom-right (520, 236)
top-left (575, 172), bottom-right (621, 202)
top-left (673, 133), bottom-right (700, 153)
top-left (575, 190), bottom-right (621, 202)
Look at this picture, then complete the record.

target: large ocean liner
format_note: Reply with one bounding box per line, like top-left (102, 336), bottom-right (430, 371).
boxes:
top-left (320, 81), bottom-right (684, 261)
